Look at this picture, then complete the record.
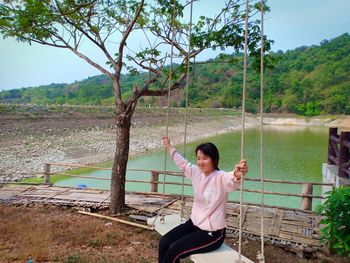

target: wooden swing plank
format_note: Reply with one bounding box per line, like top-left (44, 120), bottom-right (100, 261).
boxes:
top-left (147, 214), bottom-right (185, 235)
top-left (190, 244), bottom-right (253, 263)
top-left (148, 214), bottom-right (254, 263)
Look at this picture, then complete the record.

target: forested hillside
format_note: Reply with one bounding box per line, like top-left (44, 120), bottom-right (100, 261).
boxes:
top-left (1, 33), bottom-right (349, 115)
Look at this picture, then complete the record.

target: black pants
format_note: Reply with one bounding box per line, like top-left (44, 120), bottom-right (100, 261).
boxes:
top-left (158, 219), bottom-right (225, 263)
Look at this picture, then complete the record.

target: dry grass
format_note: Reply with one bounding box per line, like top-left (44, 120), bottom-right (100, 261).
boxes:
top-left (0, 204), bottom-right (160, 263)
top-left (0, 204), bottom-right (348, 263)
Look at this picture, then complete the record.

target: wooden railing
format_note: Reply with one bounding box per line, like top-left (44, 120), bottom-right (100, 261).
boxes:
top-left (328, 127), bottom-right (350, 178)
top-left (42, 162), bottom-right (334, 211)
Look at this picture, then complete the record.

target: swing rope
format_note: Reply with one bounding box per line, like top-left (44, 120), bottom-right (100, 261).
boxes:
top-left (238, 0), bottom-right (249, 260)
top-left (180, 0), bottom-right (194, 220)
top-left (257, 0), bottom-right (265, 262)
top-left (158, 0), bottom-right (178, 224)
top-left (153, 1), bottom-right (267, 262)
top-left (152, 0), bottom-right (194, 227)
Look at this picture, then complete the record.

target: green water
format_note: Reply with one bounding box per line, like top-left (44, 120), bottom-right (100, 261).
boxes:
top-left (55, 125), bottom-right (329, 210)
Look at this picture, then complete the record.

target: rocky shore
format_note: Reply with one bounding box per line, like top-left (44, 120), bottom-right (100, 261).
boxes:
top-left (0, 107), bottom-right (348, 183)
top-left (0, 108), bottom-right (254, 182)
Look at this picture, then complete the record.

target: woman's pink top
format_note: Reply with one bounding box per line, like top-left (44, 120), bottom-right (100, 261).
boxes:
top-left (169, 147), bottom-right (241, 231)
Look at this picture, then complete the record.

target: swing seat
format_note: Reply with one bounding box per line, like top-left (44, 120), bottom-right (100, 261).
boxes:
top-left (148, 214), bottom-right (254, 263)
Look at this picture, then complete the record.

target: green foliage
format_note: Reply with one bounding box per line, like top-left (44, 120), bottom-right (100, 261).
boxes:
top-left (316, 186), bottom-right (350, 257)
top-left (276, 34), bottom-right (350, 115)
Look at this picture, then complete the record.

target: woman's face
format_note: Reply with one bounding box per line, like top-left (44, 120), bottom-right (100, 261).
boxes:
top-left (196, 150), bottom-right (215, 176)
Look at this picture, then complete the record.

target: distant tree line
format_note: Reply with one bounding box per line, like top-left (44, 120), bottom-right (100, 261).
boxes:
top-left (1, 33), bottom-right (349, 115)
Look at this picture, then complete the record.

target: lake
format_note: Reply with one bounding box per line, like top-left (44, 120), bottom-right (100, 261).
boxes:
top-left (54, 125), bottom-right (329, 210)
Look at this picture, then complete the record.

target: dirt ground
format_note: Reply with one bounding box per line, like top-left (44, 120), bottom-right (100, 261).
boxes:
top-left (0, 109), bottom-right (158, 144)
top-left (0, 204), bottom-right (348, 263)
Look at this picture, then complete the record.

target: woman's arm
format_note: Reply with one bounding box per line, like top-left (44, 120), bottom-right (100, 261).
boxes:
top-left (162, 136), bottom-right (196, 178)
top-left (233, 159), bottom-right (248, 180)
top-left (162, 136), bottom-right (173, 153)
top-left (222, 159), bottom-right (248, 192)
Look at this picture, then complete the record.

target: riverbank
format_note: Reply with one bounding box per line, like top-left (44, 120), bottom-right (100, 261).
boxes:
top-left (0, 106), bottom-right (348, 182)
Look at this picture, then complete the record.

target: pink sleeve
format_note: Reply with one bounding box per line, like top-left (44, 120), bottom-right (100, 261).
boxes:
top-left (221, 171), bottom-right (241, 192)
top-left (169, 148), bottom-right (196, 179)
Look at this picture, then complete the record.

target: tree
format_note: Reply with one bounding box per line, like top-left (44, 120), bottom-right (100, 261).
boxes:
top-left (0, 0), bottom-right (269, 213)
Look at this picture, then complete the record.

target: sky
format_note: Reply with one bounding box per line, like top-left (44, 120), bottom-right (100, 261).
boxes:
top-left (0, 0), bottom-right (349, 91)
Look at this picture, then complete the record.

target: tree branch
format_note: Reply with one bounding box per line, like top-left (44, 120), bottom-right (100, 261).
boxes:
top-left (54, 0), bottom-right (117, 70)
top-left (140, 72), bottom-right (187, 97)
top-left (56, 36), bottom-right (114, 78)
top-left (116, 0), bottom-right (145, 74)
top-left (78, 4), bottom-right (118, 70)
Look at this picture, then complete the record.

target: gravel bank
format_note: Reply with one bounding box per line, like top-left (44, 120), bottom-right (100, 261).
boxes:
top-left (1, 108), bottom-right (348, 183)
top-left (0, 110), bottom-right (258, 182)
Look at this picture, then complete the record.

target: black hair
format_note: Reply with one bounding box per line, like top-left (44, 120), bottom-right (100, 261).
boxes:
top-left (195, 142), bottom-right (220, 170)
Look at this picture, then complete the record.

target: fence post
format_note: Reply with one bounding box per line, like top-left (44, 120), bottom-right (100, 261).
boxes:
top-left (151, 171), bottom-right (159, 193)
top-left (328, 127), bottom-right (338, 165)
top-left (339, 131), bottom-right (350, 178)
top-left (301, 183), bottom-right (313, 210)
top-left (44, 163), bottom-right (51, 184)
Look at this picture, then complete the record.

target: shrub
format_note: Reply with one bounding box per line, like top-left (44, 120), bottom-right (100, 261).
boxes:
top-left (64, 253), bottom-right (82, 263)
top-left (316, 186), bottom-right (350, 257)
top-left (88, 238), bottom-right (102, 248)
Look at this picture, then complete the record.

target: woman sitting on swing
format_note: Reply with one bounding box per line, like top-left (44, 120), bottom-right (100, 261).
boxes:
top-left (159, 136), bottom-right (248, 263)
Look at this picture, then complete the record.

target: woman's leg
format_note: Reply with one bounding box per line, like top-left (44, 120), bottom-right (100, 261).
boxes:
top-left (158, 219), bottom-right (196, 263)
top-left (162, 228), bottom-right (225, 263)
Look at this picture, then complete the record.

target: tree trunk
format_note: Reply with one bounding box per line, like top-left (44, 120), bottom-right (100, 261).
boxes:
top-left (110, 112), bottom-right (132, 214)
